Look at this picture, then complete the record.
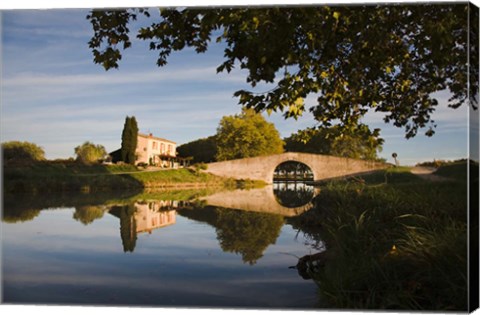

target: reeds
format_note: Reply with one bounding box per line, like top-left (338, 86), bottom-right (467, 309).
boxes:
top-left (292, 162), bottom-right (472, 310)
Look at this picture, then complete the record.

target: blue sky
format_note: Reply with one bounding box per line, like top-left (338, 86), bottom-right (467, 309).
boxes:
top-left (0, 3), bottom-right (477, 165)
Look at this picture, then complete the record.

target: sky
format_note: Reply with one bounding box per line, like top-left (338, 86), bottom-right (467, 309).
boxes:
top-left (0, 1), bottom-right (478, 165)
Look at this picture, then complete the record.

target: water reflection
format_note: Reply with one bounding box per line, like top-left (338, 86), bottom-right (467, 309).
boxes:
top-left (200, 185), bottom-right (318, 217)
top-left (109, 204), bottom-right (138, 252)
top-left (2, 189), bottom-right (323, 307)
top-left (73, 205), bottom-right (108, 225)
top-left (106, 201), bottom-right (179, 252)
top-left (273, 181), bottom-right (315, 208)
top-left (131, 201), bottom-right (177, 233)
top-left (3, 185), bottom-right (320, 258)
top-left (2, 190), bottom-right (139, 223)
top-left (178, 206), bottom-right (283, 265)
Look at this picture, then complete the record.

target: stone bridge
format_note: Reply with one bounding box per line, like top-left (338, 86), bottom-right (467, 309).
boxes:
top-left (205, 152), bottom-right (387, 184)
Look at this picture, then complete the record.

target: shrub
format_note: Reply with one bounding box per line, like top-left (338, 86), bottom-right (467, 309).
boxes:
top-left (193, 163), bottom-right (208, 174)
top-left (2, 141), bottom-right (45, 163)
top-left (137, 162), bottom-right (148, 168)
top-left (74, 141), bottom-right (107, 164)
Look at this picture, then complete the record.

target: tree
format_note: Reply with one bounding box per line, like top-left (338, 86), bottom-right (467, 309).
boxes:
top-left (2, 141), bottom-right (45, 163)
top-left (121, 116), bottom-right (138, 164)
top-left (177, 136), bottom-right (217, 163)
top-left (215, 108), bottom-right (284, 161)
top-left (74, 141), bottom-right (107, 164)
top-left (285, 124), bottom-right (384, 160)
top-left (87, 4), bottom-right (477, 139)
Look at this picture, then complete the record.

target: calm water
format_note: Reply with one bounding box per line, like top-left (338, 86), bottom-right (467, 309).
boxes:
top-left (2, 184), bottom-right (323, 308)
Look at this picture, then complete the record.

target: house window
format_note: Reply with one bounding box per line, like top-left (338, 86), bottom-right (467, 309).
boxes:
top-left (152, 141), bottom-right (157, 150)
top-left (168, 144), bottom-right (172, 155)
top-left (160, 143), bottom-right (165, 154)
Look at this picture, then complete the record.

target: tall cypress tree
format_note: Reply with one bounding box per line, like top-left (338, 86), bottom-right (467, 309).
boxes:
top-left (129, 116), bottom-right (138, 164)
top-left (121, 116), bottom-right (131, 163)
top-left (120, 116), bottom-right (139, 164)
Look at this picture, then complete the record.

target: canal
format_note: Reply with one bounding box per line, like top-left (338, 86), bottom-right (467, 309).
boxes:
top-left (2, 182), bottom-right (324, 308)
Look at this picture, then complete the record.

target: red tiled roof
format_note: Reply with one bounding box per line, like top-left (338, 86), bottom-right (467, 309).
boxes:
top-left (138, 133), bottom-right (176, 144)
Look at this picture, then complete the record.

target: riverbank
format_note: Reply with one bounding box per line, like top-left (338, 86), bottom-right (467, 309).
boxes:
top-left (3, 161), bottom-right (264, 194)
top-left (288, 160), bottom-right (477, 311)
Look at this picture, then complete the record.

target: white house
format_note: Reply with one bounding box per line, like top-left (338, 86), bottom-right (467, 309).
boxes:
top-left (135, 133), bottom-right (177, 167)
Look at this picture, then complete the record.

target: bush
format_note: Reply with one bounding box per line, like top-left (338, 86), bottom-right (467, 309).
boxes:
top-left (74, 141), bottom-right (107, 164)
top-left (193, 163), bottom-right (208, 174)
top-left (2, 141), bottom-right (45, 163)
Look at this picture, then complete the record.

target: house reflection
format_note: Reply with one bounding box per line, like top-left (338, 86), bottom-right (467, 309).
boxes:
top-left (134, 201), bottom-right (177, 234)
top-left (109, 200), bottom-right (182, 252)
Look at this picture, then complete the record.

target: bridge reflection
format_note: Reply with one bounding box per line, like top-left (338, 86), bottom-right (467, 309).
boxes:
top-left (200, 184), bottom-right (319, 217)
top-left (273, 181), bottom-right (316, 208)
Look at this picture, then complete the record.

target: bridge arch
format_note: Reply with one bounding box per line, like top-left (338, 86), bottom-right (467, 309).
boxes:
top-left (272, 160), bottom-right (314, 181)
top-left (205, 152), bottom-right (387, 184)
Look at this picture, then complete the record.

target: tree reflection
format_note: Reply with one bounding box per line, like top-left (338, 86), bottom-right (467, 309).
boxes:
top-left (2, 194), bottom-right (42, 223)
top-left (109, 204), bottom-right (138, 253)
top-left (2, 207), bottom-right (41, 223)
top-left (215, 209), bottom-right (284, 264)
top-left (73, 205), bottom-right (106, 225)
top-left (178, 206), bottom-right (284, 265)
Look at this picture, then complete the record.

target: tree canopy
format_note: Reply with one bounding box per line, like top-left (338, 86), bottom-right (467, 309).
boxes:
top-left (87, 4), bottom-right (477, 139)
top-left (215, 108), bottom-right (284, 161)
top-left (285, 124), bottom-right (384, 160)
top-left (74, 141), bottom-right (107, 164)
top-left (176, 136), bottom-right (217, 163)
top-left (2, 141), bottom-right (45, 163)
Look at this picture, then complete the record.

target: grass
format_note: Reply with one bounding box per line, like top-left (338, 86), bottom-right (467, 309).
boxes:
top-left (289, 161), bottom-right (473, 311)
top-left (3, 160), bottom-right (265, 193)
top-left (3, 161), bottom-right (143, 193)
top-left (129, 168), bottom-right (223, 187)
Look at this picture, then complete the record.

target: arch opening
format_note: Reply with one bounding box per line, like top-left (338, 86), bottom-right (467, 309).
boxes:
top-left (273, 161), bottom-right (314, 208)
top-left (273, 160), bottom-right (314, 182)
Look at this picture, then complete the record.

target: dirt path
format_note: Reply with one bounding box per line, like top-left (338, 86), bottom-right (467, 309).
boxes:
top-left (410, 166), bottom-right (449, 182)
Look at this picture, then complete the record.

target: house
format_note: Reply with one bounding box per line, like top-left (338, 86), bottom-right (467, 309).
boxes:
top-left (136, 133), bottom-right (177, 167)
top-left (109, 132), bottom-right (190, 168)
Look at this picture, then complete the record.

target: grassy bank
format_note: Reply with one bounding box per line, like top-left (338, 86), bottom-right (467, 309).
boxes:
top-left (289, 161), bottom-right (475, 311)
top-left (3, 161), bottom-right (261, 194)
